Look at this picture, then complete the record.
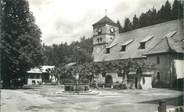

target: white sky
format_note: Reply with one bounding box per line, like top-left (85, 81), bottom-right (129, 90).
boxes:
top-left (28, 0), bottom-right (174, 45)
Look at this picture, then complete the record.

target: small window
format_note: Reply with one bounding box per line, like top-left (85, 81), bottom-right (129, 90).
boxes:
top-left (106, 48), bottom-right (110, 54)
top-left (99, 37), bottom-right (102, 42)
top-left (139, 42), bottom-right (145, 49)
top-left (157, 72), bottom-right (160, 80)
top-left (97, 38), bottom-right (99, 43)
top-left (97, 28), bottom-right (102, 35)
top-left (102, 72), bottom-right (106, 77)
top-left (157, 56), bottom-right (160, 64)
top-left (120, 45), bottom-right (126, 52)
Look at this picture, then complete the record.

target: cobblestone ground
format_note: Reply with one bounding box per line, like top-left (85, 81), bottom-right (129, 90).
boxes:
top-left (0, 85), bottom-right (183, 112)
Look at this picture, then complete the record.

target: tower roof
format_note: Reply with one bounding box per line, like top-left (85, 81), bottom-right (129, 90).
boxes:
top-left (93, 16), bottom-right (118, 27)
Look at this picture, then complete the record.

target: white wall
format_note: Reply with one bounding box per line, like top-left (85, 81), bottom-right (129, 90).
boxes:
top-left (27, 79), bottom-right (42, 85)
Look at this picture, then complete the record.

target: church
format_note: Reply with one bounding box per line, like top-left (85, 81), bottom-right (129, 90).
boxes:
top-left (92, 15), bottom-right (184, 89)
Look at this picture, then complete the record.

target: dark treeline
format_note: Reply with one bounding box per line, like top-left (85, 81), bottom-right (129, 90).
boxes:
top-left (43, 36), bottom-right (93, 66)
top-left (117, 0), bottom-right (184, 32)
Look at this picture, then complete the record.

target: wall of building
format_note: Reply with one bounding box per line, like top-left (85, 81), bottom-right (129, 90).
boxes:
top-left (95, 73), bottom-right (122, 84)
top-left (147, 53), bottom-right (174, 87)
top-left (27, 79), bottom-right (42, 85)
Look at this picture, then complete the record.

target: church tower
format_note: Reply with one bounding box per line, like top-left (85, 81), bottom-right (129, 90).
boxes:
top-left (92, 16), bottom-right (119, 61)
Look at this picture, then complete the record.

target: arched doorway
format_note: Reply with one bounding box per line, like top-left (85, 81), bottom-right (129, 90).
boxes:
top-left (105, 75), bottom-right (113, 87)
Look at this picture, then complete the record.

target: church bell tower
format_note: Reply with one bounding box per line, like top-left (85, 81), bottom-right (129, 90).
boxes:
top-left (92, 16), bottom-right (119, 61)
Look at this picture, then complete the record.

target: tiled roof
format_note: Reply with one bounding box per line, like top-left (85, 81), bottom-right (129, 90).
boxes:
top-left (94, 20), bottom-right (184, 62)
top-left (93, 16), bottom-right (118, 27)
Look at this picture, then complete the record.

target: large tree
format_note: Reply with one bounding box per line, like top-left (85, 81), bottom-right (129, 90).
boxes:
top-left (1, 0), bottom-right (44, 88)
top-left (172, 0), bottom-right (183, 20)
top-left (123, 18), bottom-right (133, 32)
top-left (132, 15), bottom-right (140, 29)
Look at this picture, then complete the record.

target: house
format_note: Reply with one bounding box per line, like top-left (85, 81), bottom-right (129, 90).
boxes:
top-left (26, 66), bottom-right (55, 85)
top-left (92, 16), bottom-right (184, 89)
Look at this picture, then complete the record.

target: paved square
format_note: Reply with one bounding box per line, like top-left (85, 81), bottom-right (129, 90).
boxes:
top-left (0, 86), bottom-right (183, 112)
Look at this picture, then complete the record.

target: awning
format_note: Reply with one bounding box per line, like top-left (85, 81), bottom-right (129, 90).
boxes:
top-left (121, 39), bottom-right (134, 46)
top-left (106, 42), bottom-right (118, 48)
top-left (165, 31), bottom-right (177, 38)
top-left (174, 60), bottom-right (184, 79)
top-left (140, 35), bottom-right (154, 43)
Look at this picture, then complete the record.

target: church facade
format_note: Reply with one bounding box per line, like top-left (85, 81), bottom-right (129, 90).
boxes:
top-left (92, 16), bottom-right (184, 89)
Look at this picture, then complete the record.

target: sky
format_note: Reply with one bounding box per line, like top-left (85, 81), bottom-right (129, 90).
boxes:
top-left (28, 0), bottom-right (174, 45)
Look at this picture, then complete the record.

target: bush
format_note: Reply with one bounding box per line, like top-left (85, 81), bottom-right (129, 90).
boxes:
top-left (119, 83), bottom-right (127, 89)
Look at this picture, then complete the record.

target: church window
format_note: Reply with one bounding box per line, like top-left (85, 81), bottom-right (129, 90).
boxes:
top-left (120, 39), bottom-right (134, 51)
top-left (157, 56), bottom-right (160, 64)
top-left (102, 72), bottom-right (106, 77)
top-left (157, 72), bottom-right (160, 80)
top-left (110, 27), bottom-right (115, 33)
top-left (97, 38), bottom-right (99, 43)
top-left (97, 28), bottom-right (102, 35)
top-left (139, 42), bottom-right (145, 49)
top-left (120, 45), bottom-right (126, 52)
top-left (139, 35), bottom-right (153, 49)
top-left (106, 48), bottom-right (110, 54)
top-left (99, 37), bottom-right (102, 42)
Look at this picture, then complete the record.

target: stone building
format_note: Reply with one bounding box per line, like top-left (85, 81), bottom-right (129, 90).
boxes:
top-left (92, 16), bottom-right (184, 88)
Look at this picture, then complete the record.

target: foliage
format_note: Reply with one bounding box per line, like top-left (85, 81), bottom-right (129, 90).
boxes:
top-left (120, 0), bottom-right (183, 32)
top-left (50, 59), bottom-right (154, 84)
top-left (43, 36), bottom-right (93, 66)
top-left (0, 0), bottom-right (44, 88)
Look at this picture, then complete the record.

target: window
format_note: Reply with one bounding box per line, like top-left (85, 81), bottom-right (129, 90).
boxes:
top-left (120, 39), bottom-right (134, 52)
top-left (139, 42), bottom-right (145, 49)
top-left (139, 36), bottom-right (153, 49)
top-left (157, 72), bottom-right (160, 80)
top-left (99, 37), bottom-right (102, 42)
top-left (106, 48), bottom-right (110, 54)
top-left (157, 56), bottom-right (160, 64)
top-left (97, 28), bottom-right (102, 35)
top-left (120, 45), bottom-right (126, 52)
top-left (102, 72), bottom-right (106, 77)
top-left (97, 38), bottom-right (99, 43)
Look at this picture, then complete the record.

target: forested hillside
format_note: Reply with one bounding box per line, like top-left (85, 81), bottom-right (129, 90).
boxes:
top-left (117, 0), bottom-right (183, 32)
top-left (43, 37), bottom-right (93, 66)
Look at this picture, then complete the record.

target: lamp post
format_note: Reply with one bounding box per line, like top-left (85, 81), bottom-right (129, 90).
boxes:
top-left (75, 73), bottom-right (79, 94)
top-left (75, 46), bottom-right (80, 94)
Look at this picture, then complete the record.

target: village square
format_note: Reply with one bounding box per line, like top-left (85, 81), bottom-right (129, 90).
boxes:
top-left (0, 0), bottom-right (184, 112)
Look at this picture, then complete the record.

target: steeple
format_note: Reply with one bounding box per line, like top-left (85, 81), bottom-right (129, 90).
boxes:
top-left (105, 9), bottom-right (107, 16)
top-left (92, 16), bottom-right (118, 27)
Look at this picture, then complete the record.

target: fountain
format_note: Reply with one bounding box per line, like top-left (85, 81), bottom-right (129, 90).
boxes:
top-left (57, 73), bottom-right (99, 95)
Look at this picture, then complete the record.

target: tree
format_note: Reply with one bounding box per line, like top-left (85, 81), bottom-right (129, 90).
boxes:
top-left (132, 15), bottom-right (140, 29)
top-left (1, 0), bottom-right (44, 88)
top-left (172, 0), bottom-right (183, 19)
top-left (164, 0), bottom-right (172, 20)
top-left (123, 18), bottom-right (133, 32)
top-left (116, 20), bottom-right (124, 33)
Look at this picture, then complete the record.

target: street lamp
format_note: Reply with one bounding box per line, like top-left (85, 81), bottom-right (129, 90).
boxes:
top-left (75, 46), bottom-right (80, 94)
top-left (75, 73), bottom-right (79, 94)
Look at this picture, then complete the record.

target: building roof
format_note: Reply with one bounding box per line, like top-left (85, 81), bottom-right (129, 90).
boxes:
top-left (27, 66), bottom-right (55, 74)
top-left (93, 16), bottom-right (118, 27)
top-left (94, 20), bottom-right (184, 62)
top-left (144, 36), bottom-right (184, 55)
